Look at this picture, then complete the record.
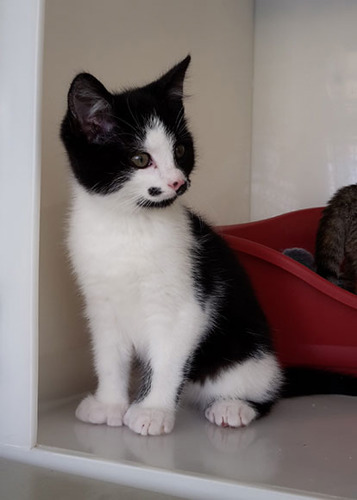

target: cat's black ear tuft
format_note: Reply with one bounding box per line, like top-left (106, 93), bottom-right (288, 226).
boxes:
top-left (67, 73), bottom-right (115, 143)
top-left (156, 55), bottom-right (191, 100)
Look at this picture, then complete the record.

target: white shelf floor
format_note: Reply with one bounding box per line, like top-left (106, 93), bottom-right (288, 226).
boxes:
top-left (36, 395), bottom-right (357, 499)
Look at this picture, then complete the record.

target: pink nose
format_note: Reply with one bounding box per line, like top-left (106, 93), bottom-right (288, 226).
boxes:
top-left (168, 179), bottom-right (185, 191)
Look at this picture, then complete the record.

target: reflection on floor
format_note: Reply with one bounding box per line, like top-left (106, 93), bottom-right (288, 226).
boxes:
top-left (37, 395), bottom-right (357, 499)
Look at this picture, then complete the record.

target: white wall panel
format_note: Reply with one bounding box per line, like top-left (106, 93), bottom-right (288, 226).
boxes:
top-left (252, 0), bottom-right (357, 220)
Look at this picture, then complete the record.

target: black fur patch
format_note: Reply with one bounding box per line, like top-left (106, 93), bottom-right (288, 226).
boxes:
top-left (148, 187), bottom-right (163, 197)
top-left (186, 211), bottom-right (275, 383)
top-left (247, 399), bottom-right (276, 419)
top-left (134, 360), bottom-right (153, 403)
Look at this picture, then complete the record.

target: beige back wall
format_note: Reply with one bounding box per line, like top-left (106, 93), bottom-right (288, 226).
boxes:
top-left (39, 0), bottom-right (254, 401)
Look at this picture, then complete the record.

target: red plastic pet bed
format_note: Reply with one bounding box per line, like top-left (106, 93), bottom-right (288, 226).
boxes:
top-left (219, 207), bottom-right (357, 376)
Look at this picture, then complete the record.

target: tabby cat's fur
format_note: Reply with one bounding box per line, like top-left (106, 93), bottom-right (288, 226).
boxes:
top-left (316, 184), bottom-right (357, 293)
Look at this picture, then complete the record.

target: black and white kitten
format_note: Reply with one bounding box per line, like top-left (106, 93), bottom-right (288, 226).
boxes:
top-left (61, 56), bottom-right (294, 435)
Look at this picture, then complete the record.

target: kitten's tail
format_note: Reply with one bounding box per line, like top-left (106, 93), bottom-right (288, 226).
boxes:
top-left (282, 367), bottom-right (357, 397)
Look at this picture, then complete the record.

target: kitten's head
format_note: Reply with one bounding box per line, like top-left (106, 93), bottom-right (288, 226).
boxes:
top-left (61, 56), bottom-right (194, 209)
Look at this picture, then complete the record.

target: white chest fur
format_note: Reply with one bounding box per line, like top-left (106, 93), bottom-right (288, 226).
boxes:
top-left (67, 185), bottom-right (203, 351)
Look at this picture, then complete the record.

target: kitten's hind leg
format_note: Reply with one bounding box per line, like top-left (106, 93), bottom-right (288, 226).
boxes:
top-left (187, 353), bottom-right (282, 428)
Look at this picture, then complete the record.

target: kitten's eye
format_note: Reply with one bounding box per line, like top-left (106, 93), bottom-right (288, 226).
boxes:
top-left (175, 144), bottom-right (185, 159)
top-left (131, 152), bottom-right (150, 168)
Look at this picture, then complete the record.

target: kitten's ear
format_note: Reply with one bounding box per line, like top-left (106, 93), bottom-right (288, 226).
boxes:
top-left (67, 73), bottom-right (115, 143)
top-left (156, 55), bottom-right (191, 100)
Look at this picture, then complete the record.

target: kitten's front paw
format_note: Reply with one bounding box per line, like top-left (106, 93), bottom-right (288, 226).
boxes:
top-left (123, 405), bottom-right (175, 435)
top-left (205, 400), bottom-right (257, 428)
top-left (75, 394), bottom-right (128, 426)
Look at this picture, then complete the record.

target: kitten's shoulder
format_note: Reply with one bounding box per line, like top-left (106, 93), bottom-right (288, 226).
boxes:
top-left (185, 208), bottom-right (239, 271)
top-left (185, 208), bottom-right (213, 237)
top-left (185, 208), bottom-right (233, 249)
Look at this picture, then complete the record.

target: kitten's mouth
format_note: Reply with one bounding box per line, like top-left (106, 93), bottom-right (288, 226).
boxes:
top-left (137, 180), bottom-right (189, 209)
top-left (137, 195), bottom-right (178, 209)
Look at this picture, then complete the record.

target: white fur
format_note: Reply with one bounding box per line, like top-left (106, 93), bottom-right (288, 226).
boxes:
top-left (205, 400), bottom-right (257, 428)
top-left (75, 394), bottom-right (128, 426)
top-left (184, 353), bottom-right (282, 410)
top-left (123, 406), bottom-right (175, 436)
top-left (144, 117), bottom-right (186, 189)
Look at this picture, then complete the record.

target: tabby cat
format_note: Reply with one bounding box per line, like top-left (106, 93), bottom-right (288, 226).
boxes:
top-left (315, 184), bottom-right (357, 293)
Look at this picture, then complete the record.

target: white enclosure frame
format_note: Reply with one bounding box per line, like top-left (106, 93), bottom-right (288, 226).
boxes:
top-left (0, 0), bottom-right (43, 450)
